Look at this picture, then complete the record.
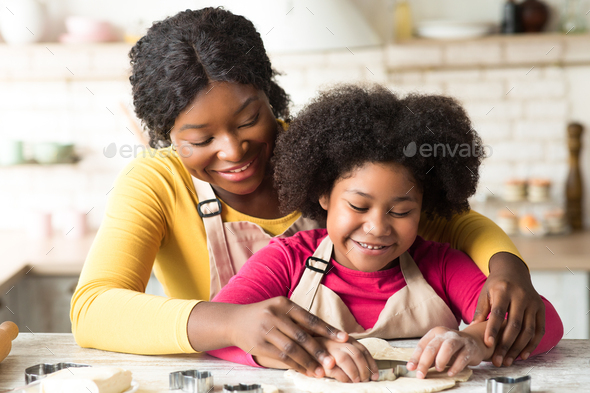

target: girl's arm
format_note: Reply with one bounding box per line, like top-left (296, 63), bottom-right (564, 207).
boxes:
top-left (407, 297), bottom-right (563, 378)
top-left (418, 209), bottom-right (545, 366)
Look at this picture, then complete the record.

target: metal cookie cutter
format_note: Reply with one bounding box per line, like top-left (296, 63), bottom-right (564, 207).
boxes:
top-left (25, 362), bottom-right (91, 384)
top-left (486, 375), bottom-right (531, 393)
top-left (375, 360), bottom-right (417, 381)
top-left (223, 384), bottom-right (263, 393)
top-left (169, 370), bottom-right (214, 393)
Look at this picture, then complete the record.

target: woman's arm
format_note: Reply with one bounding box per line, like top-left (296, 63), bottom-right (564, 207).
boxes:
top-left (438, 244), bottom-right (562, 367)
top-left (71, 154), bottom-right (200, 354)
top-left (202, 238), bottom-right (348, 377)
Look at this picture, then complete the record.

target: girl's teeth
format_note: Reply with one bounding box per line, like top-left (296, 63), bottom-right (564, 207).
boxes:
top-left (228, 161), bottom-right (252, 173)
top-left (359, 242), bottom-right (385, 250)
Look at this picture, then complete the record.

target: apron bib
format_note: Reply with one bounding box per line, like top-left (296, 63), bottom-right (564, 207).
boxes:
top-left (289, 236), bottom-right (459, 339)
top-left (192, 176), bottom-right (320, 300)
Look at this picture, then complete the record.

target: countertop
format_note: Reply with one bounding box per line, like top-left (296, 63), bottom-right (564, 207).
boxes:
top-left (0, 231), bottom-right (97, 294)
top-left (0, 334), bottom-right (589, 392)
top-left (511, 230), bottom-right (590, 271)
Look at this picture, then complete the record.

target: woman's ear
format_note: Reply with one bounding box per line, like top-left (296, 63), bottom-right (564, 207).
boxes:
top-left (319, 194), bottom-right (329, 211)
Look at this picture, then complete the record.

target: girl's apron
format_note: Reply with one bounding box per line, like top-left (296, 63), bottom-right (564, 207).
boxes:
top-left (192, 176), bottom-right (320, 300)
top-left (289, 236), bottom-right (459, 339)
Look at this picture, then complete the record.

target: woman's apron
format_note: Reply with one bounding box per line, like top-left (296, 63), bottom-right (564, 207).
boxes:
top-left (192, 176), bottom-right (320, 300)
top-left (289, 236), bottom-right (459, 339)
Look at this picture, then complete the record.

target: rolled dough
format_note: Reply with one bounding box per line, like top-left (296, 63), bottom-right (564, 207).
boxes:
top-left (284, 338), bottom-right (472, 393)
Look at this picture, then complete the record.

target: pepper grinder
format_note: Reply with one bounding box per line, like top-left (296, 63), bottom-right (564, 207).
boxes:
top-left (0, 321), bottom-right (19, 363)
top-left (565, 122), bottom-right (584, 231)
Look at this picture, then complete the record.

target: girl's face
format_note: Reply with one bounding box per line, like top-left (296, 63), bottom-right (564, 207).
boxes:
top-left (319, 162), bottom-right (423, 272)
top-left (170, 82), bottom-right (278, 195)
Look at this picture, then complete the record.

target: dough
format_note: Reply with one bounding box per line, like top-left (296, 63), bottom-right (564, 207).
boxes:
top-left (284, 338), bottom-right (472, 393)
top-left (261, 384), bottom-right (279, 393)
top-left (41, 366), bottom-right (132, 393)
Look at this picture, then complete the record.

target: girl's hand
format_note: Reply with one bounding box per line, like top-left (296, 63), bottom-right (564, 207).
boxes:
top-left (472, 252), bottom-right (546, 367)
top-left (228, 297), bottom-right (349, 377)
top-left (315, 337), bottom-right (379, 383)
top-left (406, 327), bottom-right (487, 379)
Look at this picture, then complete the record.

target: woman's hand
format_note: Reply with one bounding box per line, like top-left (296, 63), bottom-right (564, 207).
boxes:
top-left (406, 326), bottom-right (487, 378)
top-left (189, 298), bottom-right (349, 378)
top-left (313, 337), bottom-right (379, 383)
top-left (472, 252), bottom-right (546, 367)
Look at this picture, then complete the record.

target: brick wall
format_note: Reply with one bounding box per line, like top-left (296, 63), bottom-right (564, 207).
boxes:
top-left (1, 34), bottom-right (589, 232)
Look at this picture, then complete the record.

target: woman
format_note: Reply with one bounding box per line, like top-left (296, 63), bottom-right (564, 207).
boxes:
top-left (71, 8), bottom-right (545, 377)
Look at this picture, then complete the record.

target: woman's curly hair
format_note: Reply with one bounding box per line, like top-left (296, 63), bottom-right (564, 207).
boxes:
top-left (273, 84), bottom-right (484, 221)
top-left (129, 7), bottom-right (290, 148)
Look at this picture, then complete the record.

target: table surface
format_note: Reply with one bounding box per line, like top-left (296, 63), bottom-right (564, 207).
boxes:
top-left (0, 334), bottom-right (588, 392)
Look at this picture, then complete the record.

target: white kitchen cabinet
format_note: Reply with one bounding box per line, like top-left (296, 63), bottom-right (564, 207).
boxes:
top-left (531, 270), bottom-right (590, 339)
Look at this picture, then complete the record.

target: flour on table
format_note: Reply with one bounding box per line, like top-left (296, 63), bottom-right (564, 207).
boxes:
top-left (284, 338), bottom-right (472, 393)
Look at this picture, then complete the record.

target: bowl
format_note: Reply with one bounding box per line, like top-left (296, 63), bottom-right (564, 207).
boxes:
top-left (416, 20), bottom-right (494, 39)
top-left (33, 143), bottom-right (75, 164)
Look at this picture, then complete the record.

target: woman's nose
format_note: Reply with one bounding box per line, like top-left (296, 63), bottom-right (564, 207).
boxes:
top-left (217, 133), bottom-right (248, 162)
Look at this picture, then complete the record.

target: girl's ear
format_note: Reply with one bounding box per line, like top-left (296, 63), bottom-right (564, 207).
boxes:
top-left (319, 194), bottom-right (329, 211)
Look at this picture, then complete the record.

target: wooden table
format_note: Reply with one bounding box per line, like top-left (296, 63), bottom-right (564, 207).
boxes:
top-left (0, 334), bottom-right (588, 392)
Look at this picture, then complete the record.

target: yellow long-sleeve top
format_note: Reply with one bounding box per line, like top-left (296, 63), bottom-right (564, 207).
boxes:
top-left (71, 148), bottom-right (525, 355)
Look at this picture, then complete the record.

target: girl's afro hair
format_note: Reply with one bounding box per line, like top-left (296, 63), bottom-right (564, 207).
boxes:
top-left (272, 84), bottom-right (484, 221)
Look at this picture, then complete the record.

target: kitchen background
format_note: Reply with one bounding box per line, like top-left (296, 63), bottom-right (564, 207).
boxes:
top-left (0, 0), bottom-right (589, 338)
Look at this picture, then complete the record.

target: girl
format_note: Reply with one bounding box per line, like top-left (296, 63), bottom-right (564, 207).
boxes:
top-left (208, 85), bottom-right (563, 383)
top-left (72, 7), bottom-right (545, 375)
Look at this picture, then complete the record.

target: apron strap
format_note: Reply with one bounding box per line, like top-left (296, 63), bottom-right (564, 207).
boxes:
top-left (289, 235), bottom-right (333, 312)
top-left (192, 177), bottom-right (236, 292)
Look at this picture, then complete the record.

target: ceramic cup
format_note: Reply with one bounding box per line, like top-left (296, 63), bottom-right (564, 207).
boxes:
top-left (0, 140), bottom-right (25, 165)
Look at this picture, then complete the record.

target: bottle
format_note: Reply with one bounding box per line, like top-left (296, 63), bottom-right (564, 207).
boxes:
top-left (394, 0), bottom-right (413, 41)
top-left (501, 0), bottom-right (521, 34)
top-left (565, 123), bottom-right (584, 231)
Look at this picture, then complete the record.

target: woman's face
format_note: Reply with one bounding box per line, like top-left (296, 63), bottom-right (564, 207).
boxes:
top-left (319, 162), bottom-right (423, 272)
top-left (170, 82), bottom-right (278, 196)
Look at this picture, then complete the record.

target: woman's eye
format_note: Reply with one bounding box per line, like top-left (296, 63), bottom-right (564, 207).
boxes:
top-left (348, 203), bottom-right (368, 212)
top-left (238, 113), bottom-right (259, 128)
top-left (390, 210), bottom-right (411, 217)
top-left (190, 137), bottom-right (213, 147)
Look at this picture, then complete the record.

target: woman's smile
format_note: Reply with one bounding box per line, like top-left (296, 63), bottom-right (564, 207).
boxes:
top-left (213, 150), bottom-right (261, 182)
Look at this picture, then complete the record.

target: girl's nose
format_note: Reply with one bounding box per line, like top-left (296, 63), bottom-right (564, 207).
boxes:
top-left (363, 212), bottom-right (392, 237)
top-left (217, 133), bottom-right (248, 163)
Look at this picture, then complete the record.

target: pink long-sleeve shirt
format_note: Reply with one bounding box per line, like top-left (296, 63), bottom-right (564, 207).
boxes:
top-left (208, 229), bottom-right (563, 367)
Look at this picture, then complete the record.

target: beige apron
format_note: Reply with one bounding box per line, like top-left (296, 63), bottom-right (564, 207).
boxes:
top-left (289, 235), bottom-right (459, 339)
top-left (192, 176), bottom-right (320, 300)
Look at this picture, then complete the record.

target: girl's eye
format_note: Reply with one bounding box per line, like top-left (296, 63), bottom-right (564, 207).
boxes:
top-left (190, 137), bottom-right (214, 147)
top-left (238, 113), bottom-right (259, 129)
top-left (389, 210), bottom-right (411, 217)
top-left (348, 203), bottom-right (368, 212)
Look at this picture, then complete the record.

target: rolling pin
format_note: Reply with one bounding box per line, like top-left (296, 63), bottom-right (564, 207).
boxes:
top-left (0, 321), bottom-right (19, 363)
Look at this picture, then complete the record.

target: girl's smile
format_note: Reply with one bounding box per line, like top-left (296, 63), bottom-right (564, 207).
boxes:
top-left (319, 162), bottom-right (423, 273)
